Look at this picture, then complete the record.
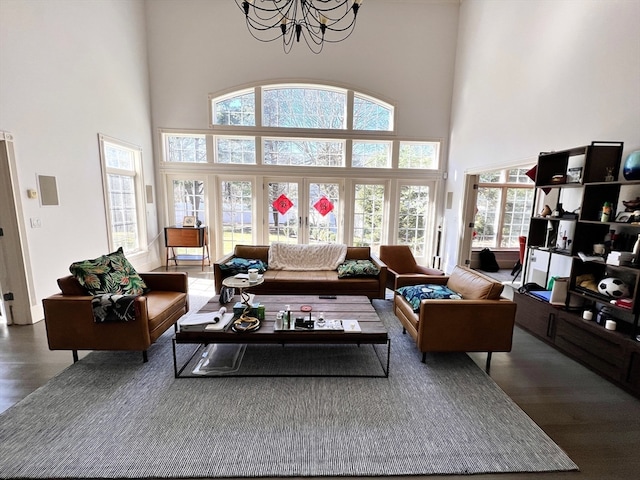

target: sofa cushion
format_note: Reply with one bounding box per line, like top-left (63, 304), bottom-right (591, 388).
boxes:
top-left (447, 266), bottom-right (504, 300)
top-left (337, 259), bottom-right (380, 278)
top-left (396, 284), bottom-right (462, 312)
top-left (69, 247), bottom-right (148, 296)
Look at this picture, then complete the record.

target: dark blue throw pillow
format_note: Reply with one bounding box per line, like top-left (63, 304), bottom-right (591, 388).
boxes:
top-left (396, 284), bottom-right (462, 312)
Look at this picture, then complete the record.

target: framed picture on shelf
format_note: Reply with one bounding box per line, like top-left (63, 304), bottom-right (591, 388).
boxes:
top-left (567, 166), bottom-right (583, 184)
top-left (182, 215), bottom-right (196, 227)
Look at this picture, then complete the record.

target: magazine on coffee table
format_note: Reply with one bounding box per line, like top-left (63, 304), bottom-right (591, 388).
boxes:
top-left (180, 311), bottom-right (234, 331)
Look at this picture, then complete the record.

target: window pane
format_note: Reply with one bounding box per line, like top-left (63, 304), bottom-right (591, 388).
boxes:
top-left (352, 141), bottom-right (391, 168)
top-left (397, 185), bottom-right (430, 257)
top-left (213, 91), bottom-right (255, 126)
top-left (478, 171), bottom-right (501, 183)
top-left (220, 181), bottom-right (253, 254)
top-left (166, 134), bottom-right (207, 163)
top-left (398, 142), bottom-right (439, 169)
top-left (105, 144), bottom-right (134, 170)
top-left (172, 180), bottom-right (205, 226)
top-left (353, 94), bottom-right (392, 131)
top-left (216, 136), bottom-right (256, 164)
top-left (308, 183), bottom-right (339, 243)
top-left (508, 168), bottom-right (535, 184)
top-left (501, 188), bottom-right (533, 247)
top-left (107, 173), bottom-right (138, 252)
top-left (263, 139), bottom-right (344, 166)
top-left (263, 86), bottom-right (346, 129)
top-left (267, 182), bottom-right (299, 244)
top-left (473, 187), bottom-right (500, 248)
top-left (353, 184), bottom-right (385, 254)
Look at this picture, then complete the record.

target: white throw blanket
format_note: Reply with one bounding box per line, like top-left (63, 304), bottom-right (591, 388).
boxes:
top-left (268, 243), bottom-right (348, 271)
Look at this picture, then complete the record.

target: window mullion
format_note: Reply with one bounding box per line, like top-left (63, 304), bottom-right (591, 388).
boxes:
top-left (255, 86), bottom-right (263, 127)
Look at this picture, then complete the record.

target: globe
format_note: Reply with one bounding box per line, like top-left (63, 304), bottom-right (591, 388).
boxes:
top-left (623, 150), bottom-right (640, 180)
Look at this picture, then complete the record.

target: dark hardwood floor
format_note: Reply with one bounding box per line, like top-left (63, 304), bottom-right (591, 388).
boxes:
top-left (1, 266), bottom-right (639, 479)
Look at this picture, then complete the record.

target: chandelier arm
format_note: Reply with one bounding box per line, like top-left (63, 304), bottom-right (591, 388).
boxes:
top-left (237, 0), bottom-right (362, 53)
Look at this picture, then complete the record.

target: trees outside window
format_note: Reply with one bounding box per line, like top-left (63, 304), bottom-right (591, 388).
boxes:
top-left (473, 168), bottom-right (534, 249)
top-left (98, 135), bottom-right (146, 254)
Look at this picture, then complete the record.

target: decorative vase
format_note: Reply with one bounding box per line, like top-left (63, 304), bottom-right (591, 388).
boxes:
top-left (622, 150), bottom-right (640, 180)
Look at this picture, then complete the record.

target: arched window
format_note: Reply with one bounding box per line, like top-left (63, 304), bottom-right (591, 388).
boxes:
top-left (160, 82), bottom-right (442, 263)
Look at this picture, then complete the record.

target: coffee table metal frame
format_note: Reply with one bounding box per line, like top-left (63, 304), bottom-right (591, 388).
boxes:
top-left (172, 295), bottom-right (390, 378)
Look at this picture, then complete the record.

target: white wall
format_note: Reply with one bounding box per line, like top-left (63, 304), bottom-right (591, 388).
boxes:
top-left (0, 0), bottom-right (156, 311)
top-left (145, 0), bottom-right (460, 138)
top-left (444, 0), bottom-right (640, 272)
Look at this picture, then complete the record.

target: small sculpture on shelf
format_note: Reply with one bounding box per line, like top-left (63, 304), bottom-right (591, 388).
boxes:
top-left (540, 205), bottom-right (552, 217)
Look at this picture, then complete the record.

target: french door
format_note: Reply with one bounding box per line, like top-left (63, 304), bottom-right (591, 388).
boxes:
top-left (264, 177), bottom-right (343, 245)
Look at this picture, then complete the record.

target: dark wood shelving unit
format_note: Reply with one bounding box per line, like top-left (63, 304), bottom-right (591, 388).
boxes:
top-left (518, 140), bottom-right (640, 397)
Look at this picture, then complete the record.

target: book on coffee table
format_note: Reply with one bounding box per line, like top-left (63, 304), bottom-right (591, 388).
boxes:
top-left (342, 319), bottom-right (361, 332)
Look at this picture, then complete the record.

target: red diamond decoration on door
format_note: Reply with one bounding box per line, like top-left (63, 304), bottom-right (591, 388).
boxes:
top-left (273, 194), bottom-right (294, 215)
top-left (313, 196), bottom-right (334, 217)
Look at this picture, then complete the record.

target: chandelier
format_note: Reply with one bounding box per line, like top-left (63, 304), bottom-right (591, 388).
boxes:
top-left (237, 0), bottom-right (363, 54)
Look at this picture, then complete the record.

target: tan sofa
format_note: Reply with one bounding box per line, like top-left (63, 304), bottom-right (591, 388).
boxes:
top-left (42, 272), bottom-right (189, 363)
top-left (214, 245), bottom-right (387, 299)
top-left (393, 265), bottom-right (516, 369)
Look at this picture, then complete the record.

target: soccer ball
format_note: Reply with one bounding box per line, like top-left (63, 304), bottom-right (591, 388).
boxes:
top-left (598, 277), bottom-right (630, 298)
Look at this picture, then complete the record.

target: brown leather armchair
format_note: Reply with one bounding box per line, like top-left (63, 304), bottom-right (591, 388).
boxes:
top-left (393, 266), bottom-right (516, 370)
top-left (379, 245), bottom-right (444, 291)
top-left (42, 272), bottom-right (189, 363)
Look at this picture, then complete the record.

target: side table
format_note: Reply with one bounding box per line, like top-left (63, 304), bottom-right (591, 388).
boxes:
top-left (222, 275), bottom-right (264, 332)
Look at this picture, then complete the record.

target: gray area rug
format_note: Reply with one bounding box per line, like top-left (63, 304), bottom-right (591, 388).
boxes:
top-left (0, 294), bottom-right (578, 479)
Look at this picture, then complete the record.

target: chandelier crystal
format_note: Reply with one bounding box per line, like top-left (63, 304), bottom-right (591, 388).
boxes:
top-left (237, 0), bottom-right (363, 54)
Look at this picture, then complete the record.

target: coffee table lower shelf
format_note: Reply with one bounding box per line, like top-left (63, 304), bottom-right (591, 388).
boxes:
top-left (172, 336), bottom-right (390, 378)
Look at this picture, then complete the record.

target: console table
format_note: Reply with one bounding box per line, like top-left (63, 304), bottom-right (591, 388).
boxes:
top-left (164, 226), bottom-right (210, 271)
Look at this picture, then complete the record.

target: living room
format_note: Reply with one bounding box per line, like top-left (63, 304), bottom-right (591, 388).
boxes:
top-left (1, 0), bottom-right (638, 325)
top-left (1, 1), bottom-right (639, 478)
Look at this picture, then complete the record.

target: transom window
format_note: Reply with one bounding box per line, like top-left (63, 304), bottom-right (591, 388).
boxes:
top-left (211, 83), bottom-right (393, 132)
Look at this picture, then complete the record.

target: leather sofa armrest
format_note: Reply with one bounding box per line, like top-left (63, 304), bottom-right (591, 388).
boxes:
top-left (369, 253), bottom-right (386, 270)
top-left (42, 293), bottom-right (152, 351)
top-left (369, 253), bottom-right (388, 299)
top-left (415, 265), bottom-right (444, 276)
top-left (140, 272), bottom-right (188, 293)
top-left (416, 299), bottom-right (517, 351)
top-left (395, 274), bottom-right (449, 289)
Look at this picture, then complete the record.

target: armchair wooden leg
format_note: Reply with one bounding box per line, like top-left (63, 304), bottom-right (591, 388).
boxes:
top-left (72, 350), bottom-right (79, 363)
top-left (142, 350), bottom-right (148, 363)
top-left (421, 352), bottom-right (426, 363)
top-left (485, 351), bottom-right (492, 372)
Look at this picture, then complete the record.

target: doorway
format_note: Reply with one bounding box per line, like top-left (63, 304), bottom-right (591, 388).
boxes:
top-left (264, 177), bottom-right (343, 245)
top-left (0, 132), bottom-right (35, 325)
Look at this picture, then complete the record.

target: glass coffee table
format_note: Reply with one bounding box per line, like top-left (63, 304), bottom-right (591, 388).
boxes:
top-left (173, 294), bottom-right (390, 378)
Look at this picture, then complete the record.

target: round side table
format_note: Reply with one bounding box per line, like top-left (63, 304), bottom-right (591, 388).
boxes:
top-left (222, 275), bottom-right (264, 332)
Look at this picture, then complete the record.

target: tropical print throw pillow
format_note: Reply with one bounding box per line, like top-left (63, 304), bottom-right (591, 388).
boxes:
top-left (69, 247), bottom-right (148, 296)
top-left (396, 284), bottom-right (462, 312)
top-left (337, 259), bottom-right (380, 278)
